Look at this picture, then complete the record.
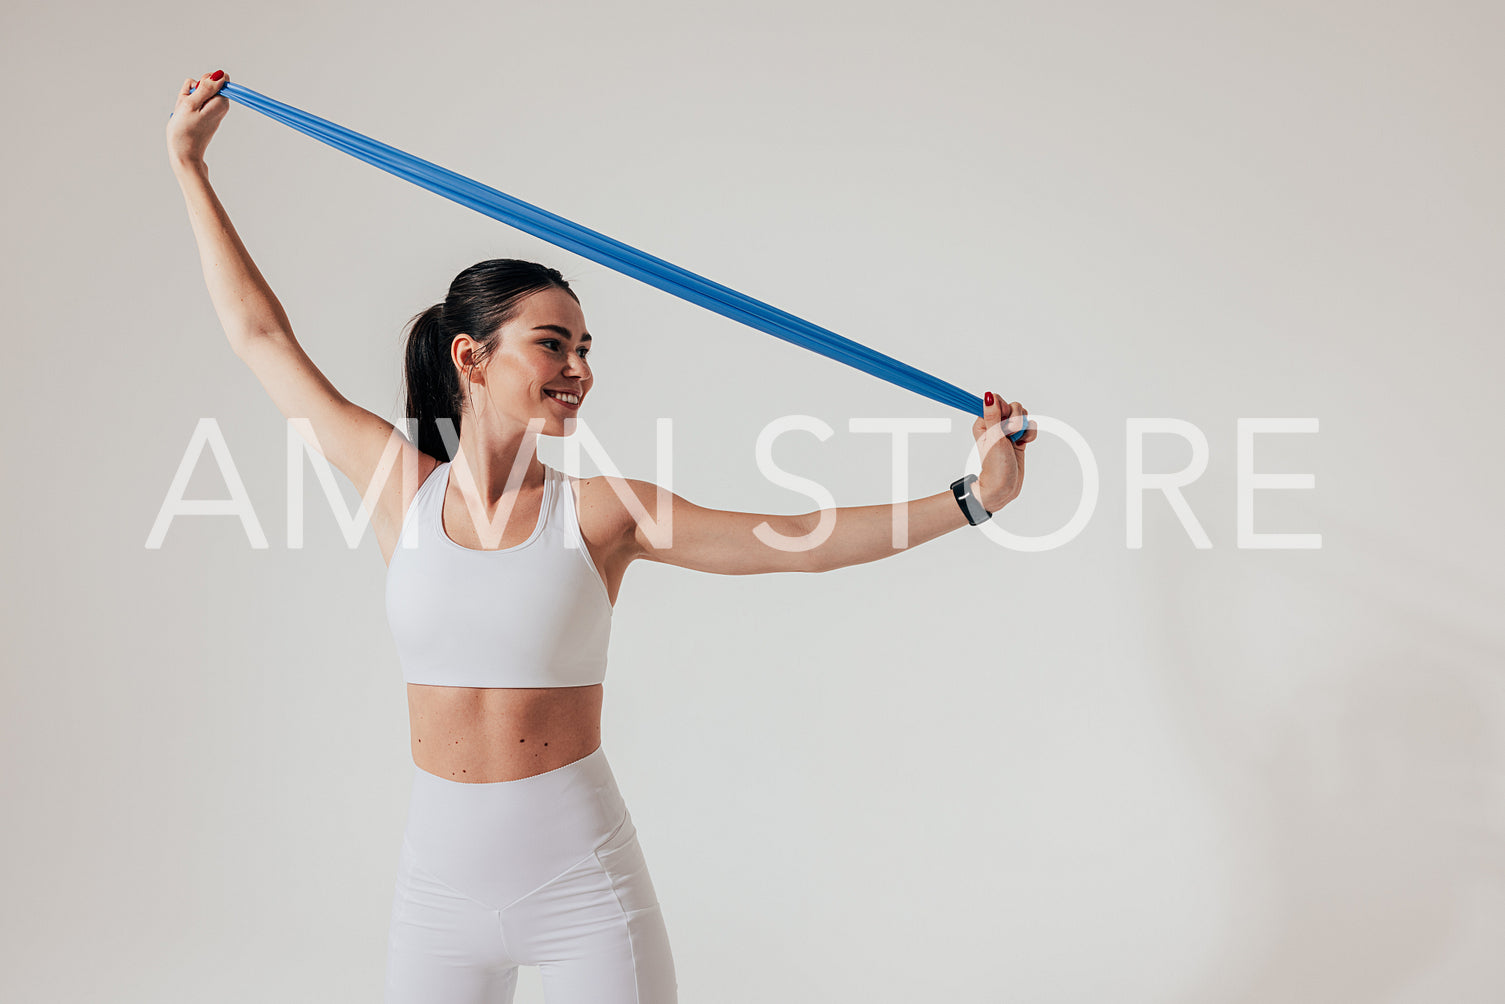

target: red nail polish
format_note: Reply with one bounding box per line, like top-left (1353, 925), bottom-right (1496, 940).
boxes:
top-left (210, 70), bottom-right (224, 81)
top-left (984, 391), bottom-right (994, 406)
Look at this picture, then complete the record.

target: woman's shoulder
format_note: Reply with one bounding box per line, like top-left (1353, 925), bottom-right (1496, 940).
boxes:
top-left (571, 473), bottom-right (672, 543)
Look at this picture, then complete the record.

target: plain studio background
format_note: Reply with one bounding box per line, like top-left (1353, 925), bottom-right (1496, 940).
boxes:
top-left (2, 1), bottom-right (1502, 1001)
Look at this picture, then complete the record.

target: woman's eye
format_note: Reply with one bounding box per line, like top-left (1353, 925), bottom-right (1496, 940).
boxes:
top-left (541, 339), bottom-right (587, 358)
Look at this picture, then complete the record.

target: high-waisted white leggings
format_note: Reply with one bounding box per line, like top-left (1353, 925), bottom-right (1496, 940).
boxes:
top-left (385, 745), bottom-right (678, 1003)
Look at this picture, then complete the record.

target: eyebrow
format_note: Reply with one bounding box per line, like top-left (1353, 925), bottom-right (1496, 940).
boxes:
top-left (531, 324), bottom-right (591, 342)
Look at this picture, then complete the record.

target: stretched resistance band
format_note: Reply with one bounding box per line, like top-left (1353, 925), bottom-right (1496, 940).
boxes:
top-left (183, 78), bottom-right (1025, 442)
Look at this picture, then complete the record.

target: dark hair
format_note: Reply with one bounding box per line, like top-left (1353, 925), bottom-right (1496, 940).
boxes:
top-left (402, 259), bottom-right (579, 462)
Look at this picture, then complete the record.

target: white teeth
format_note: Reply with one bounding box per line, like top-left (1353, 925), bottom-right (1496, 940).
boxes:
top-left (547, 391), bottom-right (580, 405)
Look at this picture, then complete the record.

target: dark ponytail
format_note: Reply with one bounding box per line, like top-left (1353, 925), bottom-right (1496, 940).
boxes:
top-left (402, 259), bottom-right (579, 462)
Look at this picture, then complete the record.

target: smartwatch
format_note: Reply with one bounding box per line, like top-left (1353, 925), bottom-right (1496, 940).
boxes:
top-left (949, 473), bottom-right (993, 525)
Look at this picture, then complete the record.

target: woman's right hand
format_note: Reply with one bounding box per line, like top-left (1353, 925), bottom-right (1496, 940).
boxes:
top-left (166, 70), bottom-right (230, 170)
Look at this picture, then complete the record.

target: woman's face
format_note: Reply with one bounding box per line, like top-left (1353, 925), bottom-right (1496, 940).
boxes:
top-left (462, 286), bottom-right (593, 438)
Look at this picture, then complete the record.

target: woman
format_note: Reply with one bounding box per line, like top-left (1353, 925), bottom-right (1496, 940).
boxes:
top-left (168, 70), bottom-right (1035, 1003)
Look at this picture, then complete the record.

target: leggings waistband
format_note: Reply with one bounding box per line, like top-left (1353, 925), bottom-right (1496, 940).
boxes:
top-left (402, 744), bottom-right (628, 911)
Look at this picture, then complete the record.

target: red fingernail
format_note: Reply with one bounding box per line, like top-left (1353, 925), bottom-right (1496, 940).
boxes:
top-left (210, 70), bottom-right (224, 81)
top-left (984, 391), bottom-right (994, 406)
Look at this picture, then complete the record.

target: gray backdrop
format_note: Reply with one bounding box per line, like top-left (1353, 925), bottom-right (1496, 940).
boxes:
top-left (3, 1), bottom-right (1502, 1001)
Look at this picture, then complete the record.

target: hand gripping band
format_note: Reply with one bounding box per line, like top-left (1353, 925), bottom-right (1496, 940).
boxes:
top-left (182, 79), bottom-right (1026, 443)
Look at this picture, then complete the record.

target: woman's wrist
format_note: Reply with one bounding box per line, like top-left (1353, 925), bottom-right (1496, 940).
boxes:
top-left (979, 487), bottom-right (1011, 513)
top-left (976, 475), bottom-right (1017, 515)
top-left (171, 155), bottom-right (208, 180)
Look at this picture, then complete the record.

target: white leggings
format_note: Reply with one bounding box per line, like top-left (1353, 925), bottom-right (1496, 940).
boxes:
top-left (385, 745), bottom-right (678, 1003)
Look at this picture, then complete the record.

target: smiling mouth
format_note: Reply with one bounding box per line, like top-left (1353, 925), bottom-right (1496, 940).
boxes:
top-left (544, 389), bottom-right (581, 410)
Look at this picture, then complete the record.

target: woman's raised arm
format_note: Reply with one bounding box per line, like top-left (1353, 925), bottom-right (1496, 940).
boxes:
top-left (168, 72), bottom-right (290, 343)
top-left (167, 71), bottom-right (430, 555)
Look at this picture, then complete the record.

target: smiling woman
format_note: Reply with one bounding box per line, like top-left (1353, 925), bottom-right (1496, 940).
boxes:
top-left (402, 262), bottom-right (594, 458)
top-left (168, 66), bottom-right (1033, 1004)
top-left (302, 258), bottom-right (686, 1000)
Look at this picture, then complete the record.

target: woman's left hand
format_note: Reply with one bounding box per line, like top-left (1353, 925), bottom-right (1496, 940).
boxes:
top-left (972, 391), bottom-right (1035, 513)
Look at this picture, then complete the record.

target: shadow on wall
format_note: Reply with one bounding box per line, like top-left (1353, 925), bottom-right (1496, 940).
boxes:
top-left (1143, 524), bottom-right (1504, 1003)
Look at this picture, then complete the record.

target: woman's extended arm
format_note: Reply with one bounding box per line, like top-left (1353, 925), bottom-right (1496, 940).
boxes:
top-left (791, 486), bottom-right (977, 572)
top-left (622, 394), bottom-right (1035, 575)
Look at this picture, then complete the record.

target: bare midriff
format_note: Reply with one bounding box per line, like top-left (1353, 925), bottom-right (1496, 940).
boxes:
top-left (407, 682), bottom-right (604, 783)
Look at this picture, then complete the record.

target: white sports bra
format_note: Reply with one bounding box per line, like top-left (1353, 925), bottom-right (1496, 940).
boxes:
top-left (384, 459), bottom-right (613, 688)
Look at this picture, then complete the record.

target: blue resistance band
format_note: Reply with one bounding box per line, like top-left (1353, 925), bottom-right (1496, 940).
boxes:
top-left (181, 79), bottom-right (1026, 442)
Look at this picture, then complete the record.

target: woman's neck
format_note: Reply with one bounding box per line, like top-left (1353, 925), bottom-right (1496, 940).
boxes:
top-left (452, 424), bottom-right (546, 503)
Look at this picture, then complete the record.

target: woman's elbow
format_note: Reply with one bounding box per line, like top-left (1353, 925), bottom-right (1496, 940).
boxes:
top-left (751, 511), bottom-right (837, 574)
